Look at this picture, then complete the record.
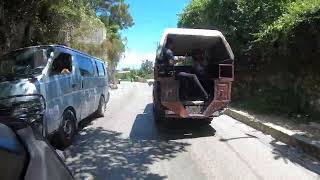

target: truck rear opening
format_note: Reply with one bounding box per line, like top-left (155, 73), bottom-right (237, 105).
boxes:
top-left (153, 28), bottom-right (234, 123)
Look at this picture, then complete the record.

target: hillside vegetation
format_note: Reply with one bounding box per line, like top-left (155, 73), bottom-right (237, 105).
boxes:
top-left (179, 0), bottom-right (320, 120)
top-left (0, 0), bottom-right (133, 84)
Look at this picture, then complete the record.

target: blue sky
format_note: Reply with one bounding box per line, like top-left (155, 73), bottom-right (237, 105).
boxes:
top-left (118, 0), bottom-right (190, 69)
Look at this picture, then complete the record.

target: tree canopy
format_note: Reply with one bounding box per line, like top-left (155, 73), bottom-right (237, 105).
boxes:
top-left (140, 60), bottom-right (154, 75)
top-left (1, 0), bottom-right (133, 62)
top-left (178, 0), bottom-right (319, 58)
top-left (1, 0), bottom-right (134, 84)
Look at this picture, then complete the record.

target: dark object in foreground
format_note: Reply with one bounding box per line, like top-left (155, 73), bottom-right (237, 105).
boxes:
top-left (0, 116), bottom-right (74, 180)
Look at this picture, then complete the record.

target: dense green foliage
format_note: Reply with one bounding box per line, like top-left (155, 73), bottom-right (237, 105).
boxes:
top-left (0, 0), bottom-right (132, 61)
top-left (178, 0), bottom-right (320, 118)
top-left (140, 60), bottom-right (154, 75)
top-left (254, 0), bottom-right (320, 55)
top-left (257, 0), bottom-right (320, 40)
top-left (178, 0), bottom-right (319, 56)
top-left (178, 0), bottom-right (291, 55)
top-left (0, 0), bottom-right (133, 84)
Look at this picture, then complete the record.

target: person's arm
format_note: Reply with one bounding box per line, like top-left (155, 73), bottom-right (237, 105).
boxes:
top-left (61, 68), bottom-right (70, 74)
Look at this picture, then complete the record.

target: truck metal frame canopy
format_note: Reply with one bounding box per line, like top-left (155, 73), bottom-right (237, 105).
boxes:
top-left (157, 28), bottom-right (234, 61)
top-left (154, 28), bottom-right (234, 119)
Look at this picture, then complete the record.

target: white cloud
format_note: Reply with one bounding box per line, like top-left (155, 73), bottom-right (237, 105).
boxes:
top-left (117, 50), bottom-right (156, 70)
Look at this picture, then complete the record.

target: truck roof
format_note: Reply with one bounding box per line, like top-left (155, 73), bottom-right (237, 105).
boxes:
top-left (158, 28), bottom-right (234, 60)
top-left (162, 28), bottom-right (224, 37)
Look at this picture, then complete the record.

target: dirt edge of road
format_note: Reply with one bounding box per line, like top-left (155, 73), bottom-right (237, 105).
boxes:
top-left (225, 108), bottom-right (320, 161)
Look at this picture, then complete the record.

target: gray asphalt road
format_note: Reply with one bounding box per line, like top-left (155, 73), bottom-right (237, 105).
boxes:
top-left (65, 82), bottom-right (320, 180)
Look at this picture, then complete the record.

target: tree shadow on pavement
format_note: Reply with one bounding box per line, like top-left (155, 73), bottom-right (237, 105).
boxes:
top-left (129, 104), bottom-right (216, 141)
top-left (270, 139), bottom-right (320, 175)
top-left (65, 127), bottom-right (190, 180)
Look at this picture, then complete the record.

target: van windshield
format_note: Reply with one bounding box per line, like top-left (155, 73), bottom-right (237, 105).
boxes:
top-left (0, 47), bottom-right (49, 81)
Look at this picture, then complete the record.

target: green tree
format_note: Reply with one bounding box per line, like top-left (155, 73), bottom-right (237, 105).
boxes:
top-left (178, 0), bottom-right (290, 55)
top-left (85, 0), bottom-right (133, 84)
top-left (0, 0), bottom-right (133, 73)
top-left (140, 60), bottom-right (154, 75)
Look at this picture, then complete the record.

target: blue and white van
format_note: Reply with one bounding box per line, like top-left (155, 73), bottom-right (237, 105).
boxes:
top-left (0, 45), bottom-right (110, 148)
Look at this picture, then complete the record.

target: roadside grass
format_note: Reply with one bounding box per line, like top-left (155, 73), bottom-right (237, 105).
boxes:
top-left (231, 88), bottom-right (320, 124)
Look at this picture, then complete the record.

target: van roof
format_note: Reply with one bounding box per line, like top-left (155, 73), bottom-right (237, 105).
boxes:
top-left (11, 45), bottom-right (106, 64)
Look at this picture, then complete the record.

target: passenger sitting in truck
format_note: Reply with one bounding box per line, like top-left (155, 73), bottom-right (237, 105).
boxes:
top-left (177, 49), bottom-right (209, 100)
top-left (161, 38), bottom-right (175, 65)
top-left (161, 38), bottom-right (209, 100)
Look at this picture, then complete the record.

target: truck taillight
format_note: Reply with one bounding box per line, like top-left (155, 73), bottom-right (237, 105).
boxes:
top-left (215, 82), bottom-right (231, 101)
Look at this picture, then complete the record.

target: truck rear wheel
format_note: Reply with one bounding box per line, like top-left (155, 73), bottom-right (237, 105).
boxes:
top-left (153, 102), bottom-right (165, 123)
top-left (153, 82), bottom-right (165, 123)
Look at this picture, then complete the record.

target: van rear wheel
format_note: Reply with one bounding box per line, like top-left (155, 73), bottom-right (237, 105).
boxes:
top-left (96, 96), bottom-right (106, 117)
top-left (52, 110), bottom-right (76, 150)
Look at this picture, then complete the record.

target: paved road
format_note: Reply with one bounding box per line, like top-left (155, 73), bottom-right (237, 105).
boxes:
top-left (65, 82), bottom-right (320, 180)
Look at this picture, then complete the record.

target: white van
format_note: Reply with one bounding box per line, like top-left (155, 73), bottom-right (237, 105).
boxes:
top-left (0, 45), bottom-right (110, 148)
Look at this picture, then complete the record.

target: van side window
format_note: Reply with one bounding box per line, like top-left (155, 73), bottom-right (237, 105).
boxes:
top-left (96, 61), bottom-right (105, 76)
top-left (51, 53), bottom-right (72, 75)
top-left (78, 56), bottom-right (94, 77)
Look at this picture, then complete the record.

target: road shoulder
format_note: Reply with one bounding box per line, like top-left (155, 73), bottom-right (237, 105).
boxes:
top-left (225, 108), bottom-right (320, 161)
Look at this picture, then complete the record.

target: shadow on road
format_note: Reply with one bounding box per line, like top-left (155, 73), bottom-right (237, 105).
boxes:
top-left (65, 103), bottom-right (216, 179)
top-left (65, 127), bottom-right (190, 180)
top-left (270, 139), bottom-right (320, 175)
top-left (77, 115), bottom-right (97, 130)
top-left (129, 104), bottom-right (216, 141)
top-left (219, 133), bottom-right (258, 142)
